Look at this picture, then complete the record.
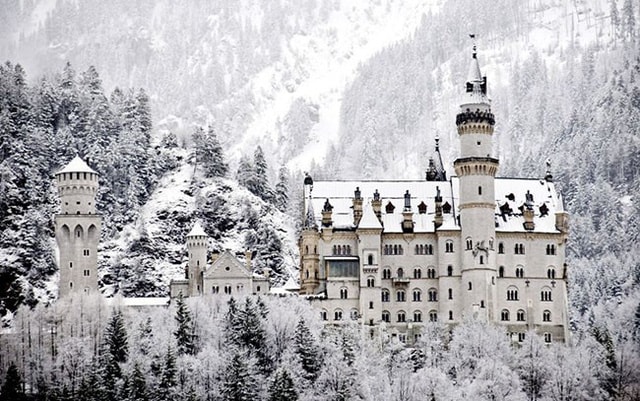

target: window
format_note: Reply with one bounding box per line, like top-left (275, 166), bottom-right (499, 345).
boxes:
top-left (546, 244), bottom-right (556, 255)
top-left (381, 290), bottom-right (390, 302)
top-left (412, 289), bottom-right (422, 302)
top-left (428, 288), bottom-right (438, 302)
top-left (413, 310), bottom-right (422, 322)
top-left (468, 282), bottom-right (473, 291)
top-left (547, 268), bottom-right (556, 279)
top-left (427, 268), bottom-right (436, 279)
top-left (83, 249), bottom-right (90, 256)
top-left (517, 309), bottom-right (526, 322)
top-left (542, 310), bottom-right (551, 322)
top-left (385, 202), bottom-right (395, 214)
top-left (516, 266), bottom-right (524, 278)
top-left (257, 285), bottom-right (261, 292)
top-left (429, 310), bottom-right (438, 322)
top-left (448, 311), bottom-right (453, 320)
top-left (448, 288), bottom-right (453, 300)
top-left (507, 286), bottom-right (519, 301)
top-left (334, 310), bottom-right (343, 321)
top-left (383, 268), bottom-right (391, 279)
top-left (499, 266), bottom-right (504, 278)
top-left (447, 265), bottom-right (453, 276)
top-left (69, 262), bottom-right (73, 268)
top-left (382, 311), bottom-right (390, 322)
top-left (415, 244), bottom-right (433, 255)
top-left (418, 202), bottom-right (427, 214)
top-left (479, 255), bottom-right (484, 264)
top-left (544, 332), bottom-right (552, 343)
top-left (321, 310), bottom-right (328, 321)
top-left (350, 309), bottom-right (359, 320)
top-left (340, 288), bottom-right (348, 299)
top-left (305, 245), bottom-right (309, 254)
top-left (397, 311), bottom-right (406, 322)
top-left (69, 282), bottom-right (73, 288)
top-left (368, 254), bottom-right (374, 265)
top-left (445, 241), bottom-right (454, 253)
top-left (501, 309), bottom-right (510, 321)
top-left (396, 290), bottom-right (406, 302)
top-left (466, 238), bottom-right (473, 250)
top-left (212, 286), bottom-right (219, 294)
top-left (369, 301), bottom-right (374, 309)
top-left (498, 242), bottom-right (504, 254)
top-left (397, 268), bottom-right (404, 278)
top-left (237, 284), bottom-right (243, 292)
top-left (541, 288), bottom-right (552, 302)
top-left (224, 285), bottom-right (232, 294)
top-left (413, 268), bottom-right (422, 279)
top-left (83, 269), bottom-right (90, 277)
top-left (515, 243), bottom-right (525, 254)
top-left (367, 277), bottom-right (375, 287)
top-left (478, 186), bottom-right (482, 195)
top-left (518, 332), bottom-right (526, 342)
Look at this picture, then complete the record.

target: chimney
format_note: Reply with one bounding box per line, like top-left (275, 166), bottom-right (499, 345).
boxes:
top-left (402, 190), bottom-right (414, 233)
top-left (434, 186), bottom-right (443, 229)
top-left (245, 250), bottom-right (252, 272)
top-left (523, 191), bottom-right (535, 231)
top-left (321, 198), bottom-right (333, 227)
top-left (372, 189), bottom-right (382, 219)
top-left (353, 187), bottom-right (363, 226)
top-left (211, 252), bottom-right (220, 266)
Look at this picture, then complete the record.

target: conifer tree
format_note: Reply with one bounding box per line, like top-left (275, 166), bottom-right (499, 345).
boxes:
top-left (294, 318), bottom-right (320, 382)
top-left (127, 363), bottom-right (148, 401)
top-left (221, 352), bottom-right (257, 401)
top-left (174, 293), bottom-right (196, 355)
top-left (1, 362), bottom-right (25, 401)
top-left (105, 309), bottom-right (129, 364)
top-left (275, 165), bottom-right (289, 213)
top-left (269, 368), bottom-right (298, 401)
top-left (193, 125), bottom-right (228, 178)
top-left (236, 155), bottom-right (253, 188)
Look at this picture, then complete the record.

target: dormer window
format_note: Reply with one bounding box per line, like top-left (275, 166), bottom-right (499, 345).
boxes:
top-left (442, 202), bottom-right (452, 214)
top-left (418, 202), bottom-right (427, 214)
top-left (385, 202), bottom-right (395, 214)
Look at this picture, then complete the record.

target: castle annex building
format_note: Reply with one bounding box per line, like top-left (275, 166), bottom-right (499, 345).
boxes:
top-left (299, 48), bottom-right (570, 344)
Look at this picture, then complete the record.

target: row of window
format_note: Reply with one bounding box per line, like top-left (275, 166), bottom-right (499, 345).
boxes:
top-left (498, 266), bottom-right (557, 279)
top-left (415, 244), bottom-right (434, 255)
top-left (507, 332), bottom-right (553, 343)
top-left (381, 288), bottom-right (441, 302)
top-left (381, 267), bottom-right (439, 280)
top-left (332, 245), bottom-right (352, 255)
top-left (59, 172), bottom-right (96, 181)
top-left (505, 287), bottom-right (553, 302)
top-left (211, 284), bottom-right (245, 294)
top-left (500, 309), bottom-right (552, 322)
top-left (383, 245), bottom-right (404, 255)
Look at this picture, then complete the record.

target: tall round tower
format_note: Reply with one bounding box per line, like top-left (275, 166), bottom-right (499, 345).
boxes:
top-left (55, 156), bottom-right (101, 298)
top-left (186, 221), bottom-right (208, 296)
top-left (453, 43), bottom-right (499, 320)
top-left (300, 174), bottom-right (320, 295)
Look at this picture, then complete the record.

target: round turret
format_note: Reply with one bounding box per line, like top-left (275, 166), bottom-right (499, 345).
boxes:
top-left (186, 221), bottom-right (208, 296)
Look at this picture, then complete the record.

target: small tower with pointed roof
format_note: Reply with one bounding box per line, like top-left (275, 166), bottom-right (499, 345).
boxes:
top-left (187, 221), bottom-right (208, 296)
top-left (54, 155), bottom-right (101, 298)
top-left (300, 174), bottom-right (320, 295)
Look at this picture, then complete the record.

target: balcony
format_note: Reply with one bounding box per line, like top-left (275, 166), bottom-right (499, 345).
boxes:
top-left (363, 264), bottom-right (378, 274)
top-left (392, 276), bottom-right (410, 286)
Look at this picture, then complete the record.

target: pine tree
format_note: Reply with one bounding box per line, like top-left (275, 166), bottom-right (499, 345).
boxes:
top-left (236, 155), bottom-right (253, 188)
top-left (275, 165), bottom-right (289, 213)
top-left (193, 125), bottom-right (228, 178)
top-left (221, 352), bottom-right (257, 401)
top-left (246, 145), bottom-right (273, 201)
top-left (158, 346), bottom-right (177, 401)
top-left (269, 368), bottom-right (298, 401)
top-left (127, 363), bottom-right (148, 401)
top-left (1, 362), bottom-right (25, 401)
top-left (622, 0), bottom-right (636, 40)
top-left (174, 293), bottom-right (196, 355)
top-left (294, 318), bottom-right (320, 382)
top-left (105, 309), bottom-right (129, 364)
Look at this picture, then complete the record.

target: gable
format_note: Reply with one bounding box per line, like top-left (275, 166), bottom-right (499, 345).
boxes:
top-left (203, 251), bottom-right (252, 279)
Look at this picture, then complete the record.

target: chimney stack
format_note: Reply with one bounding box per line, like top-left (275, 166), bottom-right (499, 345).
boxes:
top-left (402, 190), bottom-right (414, 233)
top-left (434, 186), bottom-right (443, 229)
top-left (353, 187), bottom-right (363, 226)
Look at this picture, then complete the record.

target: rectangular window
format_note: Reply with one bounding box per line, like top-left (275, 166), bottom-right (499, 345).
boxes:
top-left (327, 260), bottom-right (359, 278)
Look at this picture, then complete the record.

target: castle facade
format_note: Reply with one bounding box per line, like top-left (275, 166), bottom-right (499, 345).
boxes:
top-left (299, 48), bottom-right (570, 344)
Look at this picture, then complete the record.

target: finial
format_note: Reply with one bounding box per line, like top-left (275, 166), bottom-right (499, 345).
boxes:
top-left (435, 134), bottom-right (440, 151)
top-left (544, 158), bottom-right (553, 182)
top-left (469, 33), bottom-right (477, 59)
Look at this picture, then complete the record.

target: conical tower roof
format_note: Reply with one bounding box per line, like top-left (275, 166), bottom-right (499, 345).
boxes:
top-left (187, 221), bottom-right (208, 237)
top-left (56, 155), bottom-right (97, 175)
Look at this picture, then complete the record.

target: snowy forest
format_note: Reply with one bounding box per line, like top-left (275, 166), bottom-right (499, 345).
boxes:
top-left (2, 0), bottom-right (640, 399)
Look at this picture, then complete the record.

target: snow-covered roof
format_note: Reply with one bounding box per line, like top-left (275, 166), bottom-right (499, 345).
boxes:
top-left (105, 297), bottom-right (170, 307)
top-left (56, 155), bottom-right (97, 175)
top-left (358, 199), bottom-right (382, 229)
top-left (306, 177), bottom-right (563, 234)
top-left (187, 221), bottom-right (207, 237)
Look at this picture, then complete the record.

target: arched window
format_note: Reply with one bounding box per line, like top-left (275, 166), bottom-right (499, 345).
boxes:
top-left (393, 245), bottom-right (398, 255)
top-left (501, 309), bottom-right (510, 321)
top-left (367, 277), bottom-right (375, 287)
top-left (543, 310), bottom-right (551, 322)
top-left (429, 310), bottom-right (438, 322)
top-left (412, 289), bottom-right (422, 302)
top-left (479, 255), bottom-right (484, 264)
top-left (385, 202), bottom-right (395, 214)
top-left (399, 245), bottom-right (404, 255)
top-left (350, 309), bottom-right (359, 320)
top-left (517, 309), bottom-right (526, 321)
top-left (381, 290), bottom-right (390, 302)
top-left (383, 268), bottom-right (391, 279)
top-left (466, 238), bottom-right (473, 250)
top-left (427, 244), bottom-right (433, 255)
top-left (541, 287), bottom-right (552, 302)
top-left (447, 265), bottom-right (453, 276)
top-left (448, 288), bottom-right (453, 300)
top-left (347, 245), bottom-right (351, 255)
top-left (448, 311), bottom-right (453, 320)
top-left (445, 240), bottom-right (454, 253)
top-left (499, 266), bottom-right (504, 278)
top-left (515, 243), bottom-right (525, 254)
top-left (305, 245), bottom-right (309, 254)
top-left (382, 310), bottom-right (390, 322)
top-left (546, 244), bottom-right (556, 255)
top-left (368, 254), bottom-right (374, 265)
top-left (468, 282), bottom-right (473, 291)
top-left (334, 309), bottom-right (343, 321)
top-left (413, 268), bottom-right (422, 279)
top-left (321, 310), bottom-right (328, 321)
top-left (333, 245), bottom-right (337, 255)
top-left (397, 311), bottom-right (406, 322)
top-left (340, 288), bottom-right (348, 299)
top-left (516, 266), bottom-right (524, 278)
top-left (498, 242), bottom-right (504, 254)
top-left (428, 288), bottom-right (438, 302)
top-left (413, 310), bottom-right (422, 322)
top-left (396, 290), bottom-right (406, 302)
top-left (547, 268), bottom-right (556, 279)
top-left (544, 332), bottom-right (552, 343)
top-left (397, 268), bottom-right (404, 278)
top-left (478, 186), bottom-right (482, 195)
top-left (416, 244), bottom-right (421, 254)
top-left (427, 268), bottom-right (436, 279)
top-left (507, 286), bottom-right (519, 301)
top-left (383, 245), bottom-right (389, 255)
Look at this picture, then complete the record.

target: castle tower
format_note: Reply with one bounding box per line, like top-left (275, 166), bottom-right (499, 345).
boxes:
top-left (186, 221), bottom-right (208, 296)
top-left (300, 175), bottom-right (320, 295)
top-left (453, 42), bottom-right (499, 320)
top-left (55, 156), bottom-right (101, 298)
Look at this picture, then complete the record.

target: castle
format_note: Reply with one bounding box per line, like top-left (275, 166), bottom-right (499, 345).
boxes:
top-left (299, 47), bottom-right (570, 344)
top-left (54, 159), bottom-right (269, 300)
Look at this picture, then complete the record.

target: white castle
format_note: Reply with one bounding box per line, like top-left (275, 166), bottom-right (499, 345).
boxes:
top-left (299, 47), bottom-right (570, 344)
